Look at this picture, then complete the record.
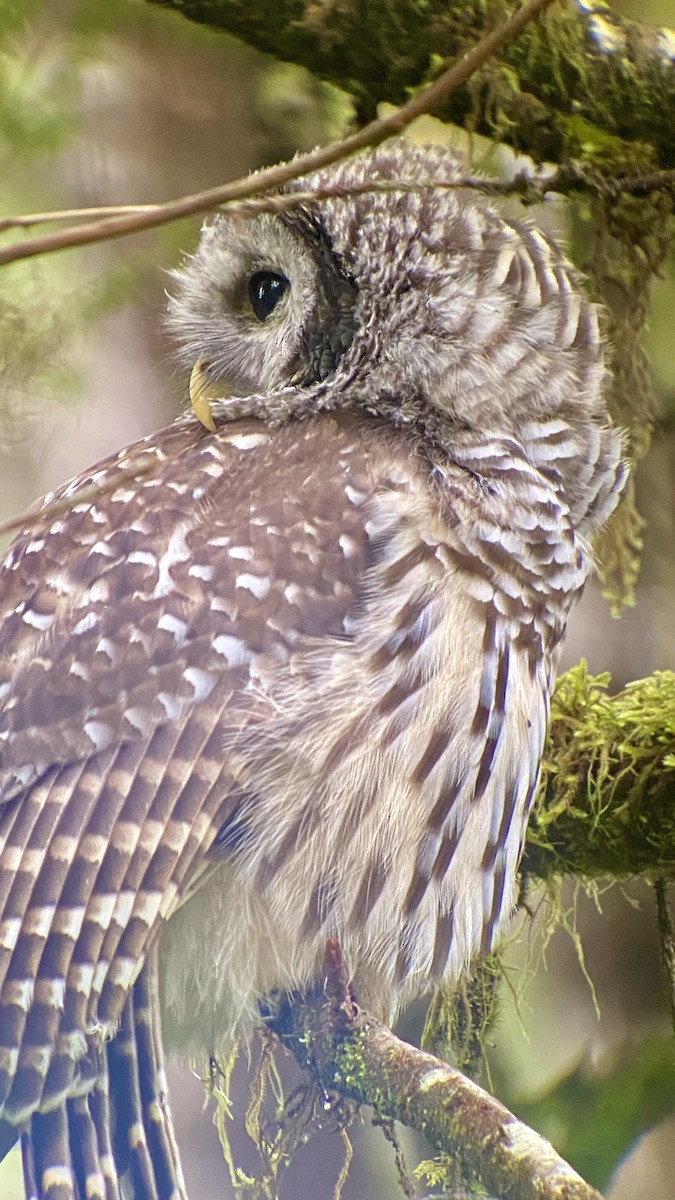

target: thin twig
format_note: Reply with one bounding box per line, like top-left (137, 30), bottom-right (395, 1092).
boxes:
top-left (0, 461), bottom-right (158, 541)
top-left (0, 181), bottom-right (523, 251)
top-left (3, 164), bottom-right (675, 238)
top-left (654, 879), bottom-right (675, 1036)
top-left (0, 180), bottom-right (512, 237)
top-left (0, 203), bottom-right (158, 232)
top-left (0, 0), bottom-right (557, 267)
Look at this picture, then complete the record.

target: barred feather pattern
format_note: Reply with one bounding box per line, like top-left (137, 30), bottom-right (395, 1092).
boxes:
top-left (0, 140), bottom-right (625, 1196)
top-left (18, 956), bottom-right (183, 1200)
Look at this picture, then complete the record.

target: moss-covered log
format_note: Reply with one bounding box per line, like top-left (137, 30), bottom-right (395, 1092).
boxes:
top-left (148, 0), bottom-right (675, 167)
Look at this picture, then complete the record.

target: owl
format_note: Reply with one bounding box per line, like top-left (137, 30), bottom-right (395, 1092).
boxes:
top-left (0, 140), bottom-right (624, 1200)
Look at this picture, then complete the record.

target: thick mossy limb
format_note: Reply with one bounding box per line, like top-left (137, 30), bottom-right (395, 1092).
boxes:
top-left (524, 664), bottom-right (675, 882)
top-left (148, 0), bottom-right (675, 166)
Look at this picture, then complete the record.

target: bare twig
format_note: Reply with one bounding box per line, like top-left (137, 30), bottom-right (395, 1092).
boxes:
top-left (3, 164), bottom-right (674, 251)
top-left (0, 0), bottom-right (557, 267)
top-left (0, 204), bottom-right (158, 232)
top-left (0, 463), bottom-right (158, 541)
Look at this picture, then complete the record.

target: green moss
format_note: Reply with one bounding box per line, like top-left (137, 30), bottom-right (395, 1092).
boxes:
top-left (561, 115), bottom-right (656, 172)
top-left (525, 664), bottom-right (675, 881)
top-left (335, 1030), bottom-right (384, 1103)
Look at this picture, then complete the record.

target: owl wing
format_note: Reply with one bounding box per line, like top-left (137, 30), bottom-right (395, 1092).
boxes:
top-left (0, 411), bottom-right (388, 1128)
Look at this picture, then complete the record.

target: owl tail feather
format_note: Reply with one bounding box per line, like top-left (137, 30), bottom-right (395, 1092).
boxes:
top-left (107, 955), bottom-right (187, 1200)
top-left (18, 956), bottom-right (186, 1200)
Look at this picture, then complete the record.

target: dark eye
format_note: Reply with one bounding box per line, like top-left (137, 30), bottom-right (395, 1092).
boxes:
top-left (247, 270), bottom-right (290, 321)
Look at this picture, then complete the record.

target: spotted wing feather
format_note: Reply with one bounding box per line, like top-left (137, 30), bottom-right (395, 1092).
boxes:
top-left (0, 413), bottom-right (378, 1126)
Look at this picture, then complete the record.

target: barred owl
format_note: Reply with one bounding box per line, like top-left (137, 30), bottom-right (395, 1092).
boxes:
top-left (0, 141), bottom-right (624, 1199)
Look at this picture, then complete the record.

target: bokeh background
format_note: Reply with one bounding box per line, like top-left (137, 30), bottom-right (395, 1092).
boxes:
top-left (1, 1), bottom-right (674, 1196)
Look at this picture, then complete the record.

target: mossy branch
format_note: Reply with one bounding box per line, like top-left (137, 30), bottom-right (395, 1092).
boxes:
top-left (273, 941), bottom-right (604, 1200)
top-left (525, 663), bottom-right (675, 882)
top-left (148, 0), bottom-right (675, 168)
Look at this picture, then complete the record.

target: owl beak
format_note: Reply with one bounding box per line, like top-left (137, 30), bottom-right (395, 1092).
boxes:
top-left (189, 358), bottom-right (226, 433)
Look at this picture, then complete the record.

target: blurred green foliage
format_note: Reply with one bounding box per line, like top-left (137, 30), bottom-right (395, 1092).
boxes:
top-left (0, 2), bottom-right (116, 421)
top-left (513, 1032), bottom-right (675, 1190)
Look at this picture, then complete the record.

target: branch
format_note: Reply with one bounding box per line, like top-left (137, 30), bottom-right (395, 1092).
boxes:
top-left (274, 942), bottom-right (603, 1200)
top-left (5, 2), bottom-right (675, 266)
top-left (147, 0), bottom-right (675, 168)
top-left (0, 0), bottom-right (557, 266)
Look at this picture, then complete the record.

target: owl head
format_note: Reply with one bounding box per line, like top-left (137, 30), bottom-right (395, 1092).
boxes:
top-left (167, 140), bottom-right (623, 532)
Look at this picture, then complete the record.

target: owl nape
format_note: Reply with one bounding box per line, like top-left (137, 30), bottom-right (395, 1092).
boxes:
top-left (0, 141), bottom-right (625, 1199)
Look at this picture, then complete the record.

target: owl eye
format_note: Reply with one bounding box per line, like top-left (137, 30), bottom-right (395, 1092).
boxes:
top-left (247, 270), bottom-right (290, 321)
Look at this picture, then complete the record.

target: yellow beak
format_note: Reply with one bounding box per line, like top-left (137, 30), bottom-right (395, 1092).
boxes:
top-left (189, 358), bottom-right (226, 433)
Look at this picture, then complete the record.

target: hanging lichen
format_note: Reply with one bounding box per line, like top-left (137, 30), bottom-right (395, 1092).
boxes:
top-left (209, 1035), bottom-right (355, 1200)
top-left (422, 954), bottom-right (502, 1080)
top-left (581, 185), bottom-right (675, 611)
